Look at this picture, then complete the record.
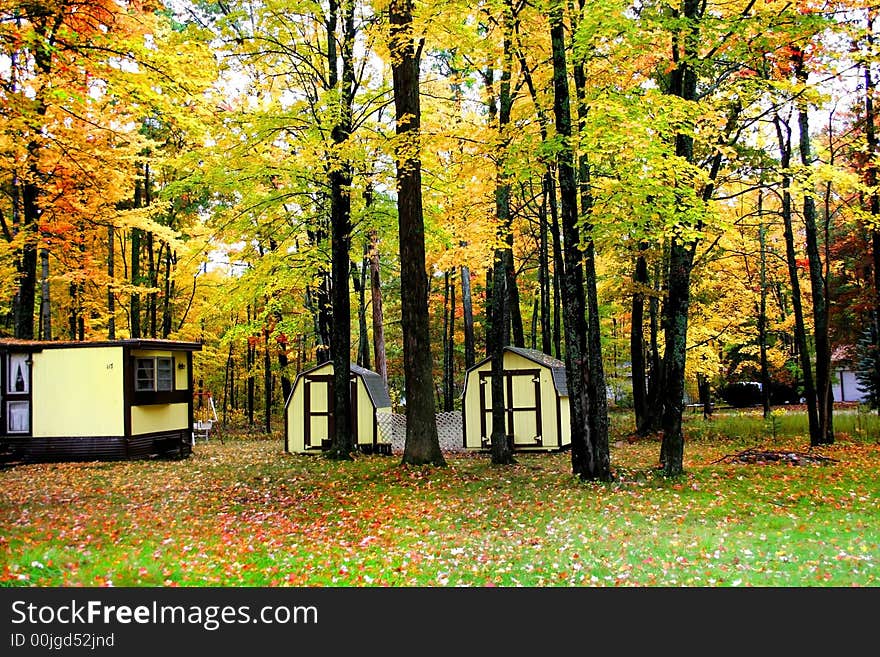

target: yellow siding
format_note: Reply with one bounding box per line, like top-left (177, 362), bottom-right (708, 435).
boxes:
top-left (175, 354), bottom-right (189, 390)
top-left (286, 363), bottom-right (389, 453)
top-left (131, 403), bottom-right (189, 435)
top-left (463, 351), bottom-right (569, 450)
top-left (356, 379), bottom-right (373, 447)
top-left (32, 347), bottom-right (124, 438)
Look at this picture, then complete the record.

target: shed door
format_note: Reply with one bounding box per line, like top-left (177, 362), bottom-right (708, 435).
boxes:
top-left (479, 369), bottom-right (542, 447)
top-left (3, 353), bottom-right (32, 436)
top-left (303, 374), bottom-right (358, 449)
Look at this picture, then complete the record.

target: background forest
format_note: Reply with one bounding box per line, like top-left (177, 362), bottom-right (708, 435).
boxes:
top-left (1, 0), bottom-right (879, 476)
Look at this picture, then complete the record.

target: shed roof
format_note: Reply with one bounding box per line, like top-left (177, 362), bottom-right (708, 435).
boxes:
top-left (466, 346), bottom-right (568, 397)
top-left (288, 361), bottom-right (391, 409)
top-left (0, 338), bottom-right (202, 352)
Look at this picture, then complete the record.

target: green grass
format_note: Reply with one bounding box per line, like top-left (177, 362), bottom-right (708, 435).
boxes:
top-left (1, 414), bottom-right (878, 587)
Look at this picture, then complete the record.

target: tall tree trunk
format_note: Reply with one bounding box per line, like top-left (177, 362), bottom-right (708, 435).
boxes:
top-left (864, 11), bottom-right (880, 374)
top-left (794, 54), bottom-right (833, 446)
top-left (774, 111), bottom-right (820, 443)
top-left (147, 234), bottom-right (157, 338)
top-left (460, 261), bottom-right (476, 369)
top-left (443, 269), bottom-right (456, 411)
top-left (39, 248), bottom-right (51, 340)
top-left (161, 249), bottom-right (173, 338)
top-left (247, 306), bottom-right (256, 428)
top-left (758, 197), bottom-right (771, 418)
top-left (570, 0), bottom-right (609, 465)
top-left (354, 257), bottom-right (371, 369)
top-left (327, 0), bottom-right (355, 459)
top-left (659, 0), bottom-right (701, 477)
top-left (549, 0), bottom-right (610, 481)
top-left (108, 223), bottom-right (116, 339)
top-left (389, 0), bottom-right (446, 466)
top-left (631, 247), bottom-right (649, 431)
top-left (489, 2), bottom-right (517, 464)
top-left (539, 171), bottom-right (553, 355)
top-left (369, 228), bottom-right (388, 383)
top-left (264, 328), bottom-right (272, 434)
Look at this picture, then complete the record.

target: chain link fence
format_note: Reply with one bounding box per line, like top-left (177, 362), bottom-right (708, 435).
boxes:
top-left (377, 410), bottom-right (465, 453)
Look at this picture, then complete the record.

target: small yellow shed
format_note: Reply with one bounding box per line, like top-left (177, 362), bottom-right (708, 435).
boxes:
top-left (0, 339), bottom-right (201, 463)
top-left (285, 362), bottom-right (392, 455)
top-left (462, 346), bottom-right (570, 452)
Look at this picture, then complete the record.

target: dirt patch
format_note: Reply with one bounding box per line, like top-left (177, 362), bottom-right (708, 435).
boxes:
top-left (712, 448), bottom-right (838, 466)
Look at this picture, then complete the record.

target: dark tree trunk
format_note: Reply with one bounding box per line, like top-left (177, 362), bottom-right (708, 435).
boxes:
top-left (147, 234), bottom-right (157, 338)
top-left (659, 0), bottom-right (701, 477)
top-left (161, 249), bottom-right (173, 338)
top-left (485, 267), bottom-right (494, 358)
top-left (368, 228), bottom-right (388, 383)
top-left (631, 248), bottom-right (649, 431)
top-left (570, 4), bottom-right (609, 466)
top-left (39, 248), bottom-right (51, 340)
top-left (354, 257), bottom-right (371, 369)
top-left (794, 54), bottom-right (833, 446)
top-left (389, 0), bottom-right (446, 466)
top-left (758, 200), bottom-right (771, 418)
top-left (247, 306), bottom-right (256, 428)
top-left (549, 0), bottom-right (610, 481)
top-left (461, 262), bottom-right (476, 369)
top-left (697, 373), bottom-right (712, 419)
top-left (489, 5), bottom-right (516, 465)
top-left (505, 247), bottom-right (524, 349)
top-left (327, 0), bottom-right (356, 460)
top-left (539, 171), bottom-right (553, 355)
top-left (774, 111), bottom-right (820, 443)
top-left (108, 224), bottom-right (116, 339)
top-left (223, 340), bottom-right (234, 425)
top-left (264, 328), bottom-right (272, 434)
top-left (443, 269), bottom-right (456, 412)
top-left (864, 13), bottom-right (880, 367)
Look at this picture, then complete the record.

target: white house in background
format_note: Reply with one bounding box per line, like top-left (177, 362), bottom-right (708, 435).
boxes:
top-left (833, 368), bottom-right (867, 403)
top-left (831, 345), bottom-right (868, 403)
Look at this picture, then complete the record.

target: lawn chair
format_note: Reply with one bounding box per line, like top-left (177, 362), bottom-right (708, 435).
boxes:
top-left (192, 391), bottom-right (219, 444)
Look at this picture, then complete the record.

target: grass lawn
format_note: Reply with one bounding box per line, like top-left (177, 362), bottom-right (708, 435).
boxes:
top-left (1, 412), bottom-right (878, 587)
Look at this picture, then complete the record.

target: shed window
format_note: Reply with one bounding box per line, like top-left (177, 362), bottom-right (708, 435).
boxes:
top-left (7, 401), bottom-right (29, 433)
top-left (135, 357), bottom-right (174, 392)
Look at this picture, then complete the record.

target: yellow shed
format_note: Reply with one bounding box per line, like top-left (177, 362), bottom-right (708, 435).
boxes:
top-left (462, 346), bottom-right (570, 452)
top-left (0, 339), bottom-right (201, 463)
top-left (285, 362), bottom-right (392, 455)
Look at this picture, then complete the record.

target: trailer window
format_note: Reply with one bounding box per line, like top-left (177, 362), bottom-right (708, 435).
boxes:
top-left (135, 357), bottom-right (174, 392)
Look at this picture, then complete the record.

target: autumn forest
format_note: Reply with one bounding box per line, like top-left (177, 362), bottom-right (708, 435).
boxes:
top-left (2, 0), bottom-right (879, 480)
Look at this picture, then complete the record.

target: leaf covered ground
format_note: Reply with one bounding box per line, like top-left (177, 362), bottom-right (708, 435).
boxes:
top-left (1, 430), bottom-right (878, 587)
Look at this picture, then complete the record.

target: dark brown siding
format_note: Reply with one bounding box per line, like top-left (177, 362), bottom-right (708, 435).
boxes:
top-left (1, 430), bottom-right (192, 464)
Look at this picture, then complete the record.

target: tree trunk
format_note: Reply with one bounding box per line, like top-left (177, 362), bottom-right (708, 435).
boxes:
top-left (264, 328), bottom-right (272, 434)
top-left (774, 111), bottom-right (820, 443)
top-left (659, 0), bottom-right (701, 477)
top-left (39, 248), bottom-right (51, 340)
top-left (549, 0), bottom-right (610, 481)
top-left (795, 54), bottom-right (833, 445)
top-left (354, 257), bottom-right (371, 369)
top-left (864, 12), bottom-right (880, 375)
top-left (327, 0), bottom-right (356, 460)
top-left (369, 228), bottom-right (388, 383)
top-left (108, 223), bottom-right (116, 339)
top-left (758, 199), bottom-right (771, 418)
top-left (461, 262), bottom-right (476, 369)
top-left (389, 0), bottom-right (446, 466)
top-left (631, 248), bottom-right (649, 430)
top-left (570, 1), bottom-right (609, 468)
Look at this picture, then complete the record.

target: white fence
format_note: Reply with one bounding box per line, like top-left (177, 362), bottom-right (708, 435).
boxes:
top-left (377, 410), bottom-right (464, 452)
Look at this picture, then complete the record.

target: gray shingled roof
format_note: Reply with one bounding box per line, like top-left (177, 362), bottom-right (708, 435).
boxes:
top-left (286, 361), bottom-right (392, 410)
top-left (463, 347), bottom-right (568, 398)
top-left (350, 363), bottom-right (392, 408)
top-left (504, 347), bottom-right (568, 396)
